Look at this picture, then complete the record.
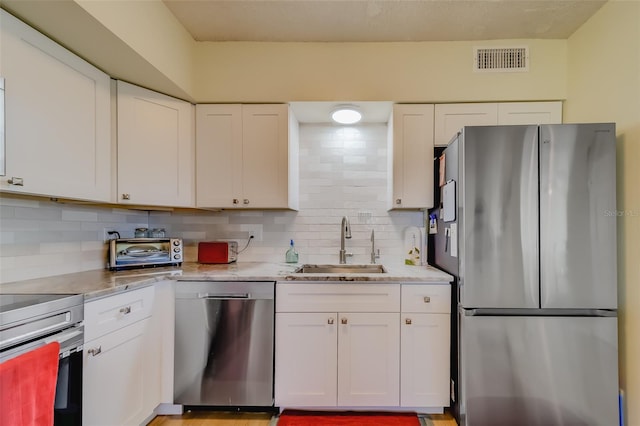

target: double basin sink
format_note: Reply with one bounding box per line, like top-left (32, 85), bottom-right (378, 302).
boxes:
top-left (294, 264), bottom-right (387, 274)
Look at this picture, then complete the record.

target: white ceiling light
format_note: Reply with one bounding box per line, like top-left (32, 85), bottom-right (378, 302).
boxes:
top-left (331, 105), bottom-right (362, 124)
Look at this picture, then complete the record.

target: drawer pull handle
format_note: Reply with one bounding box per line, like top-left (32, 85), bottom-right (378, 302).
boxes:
top-left (7, 177), bottom-right (24, 186)
top-left (406, 318), bottom-right (412, 325)
top-left (328, 318), bottom-right (334, 325)
top-left (424, 296), bottom-right (431, 303)
top-left (341, 318), bottom-right (348, 325)
top-left (87, 346), bottom-right (102, 356)
top-left (120, 306), bottom-right (132, 315)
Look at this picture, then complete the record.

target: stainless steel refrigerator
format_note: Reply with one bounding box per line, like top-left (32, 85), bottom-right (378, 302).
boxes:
top-left (434, 124), bottom-right (619, 426)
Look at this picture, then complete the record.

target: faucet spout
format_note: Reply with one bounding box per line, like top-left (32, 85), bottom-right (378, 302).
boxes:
top-left (339, 216), bottom-right (352, 264)
top-left (370, 229), bottom-right (380, 264)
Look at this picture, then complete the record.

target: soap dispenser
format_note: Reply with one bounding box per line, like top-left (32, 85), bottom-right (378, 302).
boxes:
top-left (285, 239), bottom-right (299, 263)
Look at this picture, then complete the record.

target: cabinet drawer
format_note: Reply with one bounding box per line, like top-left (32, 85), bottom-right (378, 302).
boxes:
top-left (401, 285), bottom-right (450, 313)
top-left (84, 286), bottom-right (155, 342)
top-left (277, 283), bottom-right (400, 313)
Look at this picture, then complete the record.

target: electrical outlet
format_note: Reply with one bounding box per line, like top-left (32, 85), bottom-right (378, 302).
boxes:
top-left (103, 228), bottom-right (119, 242)
top-left (247, 229), bottom-right (262, 241)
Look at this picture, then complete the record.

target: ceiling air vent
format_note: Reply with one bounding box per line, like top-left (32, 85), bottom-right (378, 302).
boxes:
top-left (474, 47), bottom-right (529, 72)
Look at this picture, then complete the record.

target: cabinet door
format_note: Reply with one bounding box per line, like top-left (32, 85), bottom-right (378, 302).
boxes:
top-left (400, 313), bottom-right (450, 407)
top-left (389, 104), bottom-right (435, 209)
top-left (275, 313), bottom-right (337, 407)
top-left (83, 318), bottom-right (149, 426)
top-left (195, 104), bottom-right (243, 208)
top-left (241, 104), bottom-right (291, 208)
top-left (117, 81), bottom-right (194, 207)
top-left (434, 103), bottom-right (498, 146)
top-left (338, 313), bottom-right (400, 406)
top-left (498, 101), bottom-right (562, 125)
top-left (0, 10), bottom-right (111, 202)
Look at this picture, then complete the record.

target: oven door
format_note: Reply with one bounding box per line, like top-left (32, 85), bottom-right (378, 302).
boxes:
top-left (1, 325), bottom-right (83, 425)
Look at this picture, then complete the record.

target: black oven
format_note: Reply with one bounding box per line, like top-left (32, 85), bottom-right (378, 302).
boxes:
top-left (0, 294), bottom-right (84, 425)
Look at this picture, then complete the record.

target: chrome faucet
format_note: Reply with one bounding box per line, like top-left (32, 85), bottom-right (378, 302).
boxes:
top-left (339, 216), bottom-right (352, 264)
top-left (370, 229), bottom-right (380, 264)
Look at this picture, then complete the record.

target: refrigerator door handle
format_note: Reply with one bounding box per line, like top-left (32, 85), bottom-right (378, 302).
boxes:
top-left (462, 307), bottom-right (617, 317)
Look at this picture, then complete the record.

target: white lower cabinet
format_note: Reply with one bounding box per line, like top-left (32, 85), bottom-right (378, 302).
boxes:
top-left (275, 312), bottom-right (338, 406)
top-left (275, 311), bottom-right (400, 408)
top-left (400, 284), bottom-right (451, 408)
top-left (337, 312), bottom-right (400, 407)
top-left (83, 318), bottom-right (149, 426)
top-left (400, 313), bottom-right (450, 407)
top-left (82, 285), bottom-right (169, 426)
top-left (275, 282), bottom-right (448, 411)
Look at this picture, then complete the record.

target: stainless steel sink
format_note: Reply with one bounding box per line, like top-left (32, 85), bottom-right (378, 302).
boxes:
top-left (294, 264), bottom-right (387, 274)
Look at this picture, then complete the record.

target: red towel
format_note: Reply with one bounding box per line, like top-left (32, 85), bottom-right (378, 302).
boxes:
top-left (0, 342), bottom-right (60, 426)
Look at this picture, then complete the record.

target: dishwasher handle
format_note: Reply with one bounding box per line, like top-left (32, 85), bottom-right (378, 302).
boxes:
top-left (198, 293), bottom-right (251, 299)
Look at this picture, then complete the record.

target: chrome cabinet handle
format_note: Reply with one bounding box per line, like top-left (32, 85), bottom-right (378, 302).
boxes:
top-left (341, 318), bottom-right (348, 325)
top-left (328, 318), bottom-right (334, 325)
top-left (121, 193), bottom-right (130, 200)
top-left (233, 199), bottom-right (239, 204)
top-left (243, 199), bottom-right (250, 205)
top-left (7, 177), bottom-right (24, 186)
top-left (406, 318), bottom-right (412, 325)
top-left (424, 296), bottom-right (431, 303)
top-left (87, 346), bottom-right (102, 356)
top-left (119, 306), bottom-right (131, 315)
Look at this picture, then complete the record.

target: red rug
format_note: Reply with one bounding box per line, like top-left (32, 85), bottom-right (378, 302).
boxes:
top-left (277, 410), bottom-right (421, 426)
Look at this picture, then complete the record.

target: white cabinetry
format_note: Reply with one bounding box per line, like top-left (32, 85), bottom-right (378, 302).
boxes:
top-left (400, 285), bottom-right (450, 407)
top-left (195, 104), bottom-right (299, 209)
top-left (434, 101), bottom-right (563, 146)
top-left (117, 81), bottom-right (194, 207)
top-left (275, 283), bottom-right (400, 408)
top-left (434, 103), bottom-right (498, 147)
top-left (0, 10), bottom-right (111, 202)
top-left (388, 104), bottom-right (435, 210)
top-left (83, 286), bottom-right (162, 426)
top-left (497, 101), bottom-right (563, 125)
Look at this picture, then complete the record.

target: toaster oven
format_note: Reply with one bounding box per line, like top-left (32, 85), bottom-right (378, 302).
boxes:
top-left (109, 238), bottom-right (183, 270)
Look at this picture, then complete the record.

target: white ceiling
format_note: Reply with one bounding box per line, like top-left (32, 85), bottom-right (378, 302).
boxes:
top-left (162, 0), bottom-right (606, 43)
top-left (161, 0), bottom-right (606, 123)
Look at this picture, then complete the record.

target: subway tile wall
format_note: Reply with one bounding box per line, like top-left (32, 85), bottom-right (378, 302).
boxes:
top-left (0, 123), bottom-right (425, 284)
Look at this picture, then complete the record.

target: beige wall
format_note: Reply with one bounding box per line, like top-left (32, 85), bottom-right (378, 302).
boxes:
top-left (193, 39), bottom-right (566, 103)
top-left (566, 0), bottom-right (640, 423)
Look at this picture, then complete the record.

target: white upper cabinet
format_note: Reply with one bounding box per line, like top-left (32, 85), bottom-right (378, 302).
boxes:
top-left (117, 81), bottom-right (194, 208)
top-left (497, 101), bottom-right (563, 125)
top-left (0, 10), bottom-right (111, 202)
top-left (434, 101), bottom-right (563, 146)
top-left (434, 103), bottom-right (498, 146)
top-left (388, 104), bottom-right (435, 210)
top-left (196, 104), bottom-right (299, 209)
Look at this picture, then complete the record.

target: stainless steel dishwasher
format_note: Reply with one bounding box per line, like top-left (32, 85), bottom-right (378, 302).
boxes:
top-left (174, 281), bottom-right (275, 407)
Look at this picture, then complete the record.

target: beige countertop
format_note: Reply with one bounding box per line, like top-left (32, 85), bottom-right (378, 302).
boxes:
top-left (0, 262), bottom-right (453, 301)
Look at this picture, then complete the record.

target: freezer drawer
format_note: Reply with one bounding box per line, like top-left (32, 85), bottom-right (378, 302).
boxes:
top-left (460, 314), bottom-right (618, 426)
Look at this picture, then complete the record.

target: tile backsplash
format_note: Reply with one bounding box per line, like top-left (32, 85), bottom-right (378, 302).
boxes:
top-left (0, 123), bottom-right (425, 284)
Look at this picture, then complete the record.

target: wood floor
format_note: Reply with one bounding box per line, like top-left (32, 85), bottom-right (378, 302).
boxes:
top-left (148, 410), bottom-right (458, 426)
